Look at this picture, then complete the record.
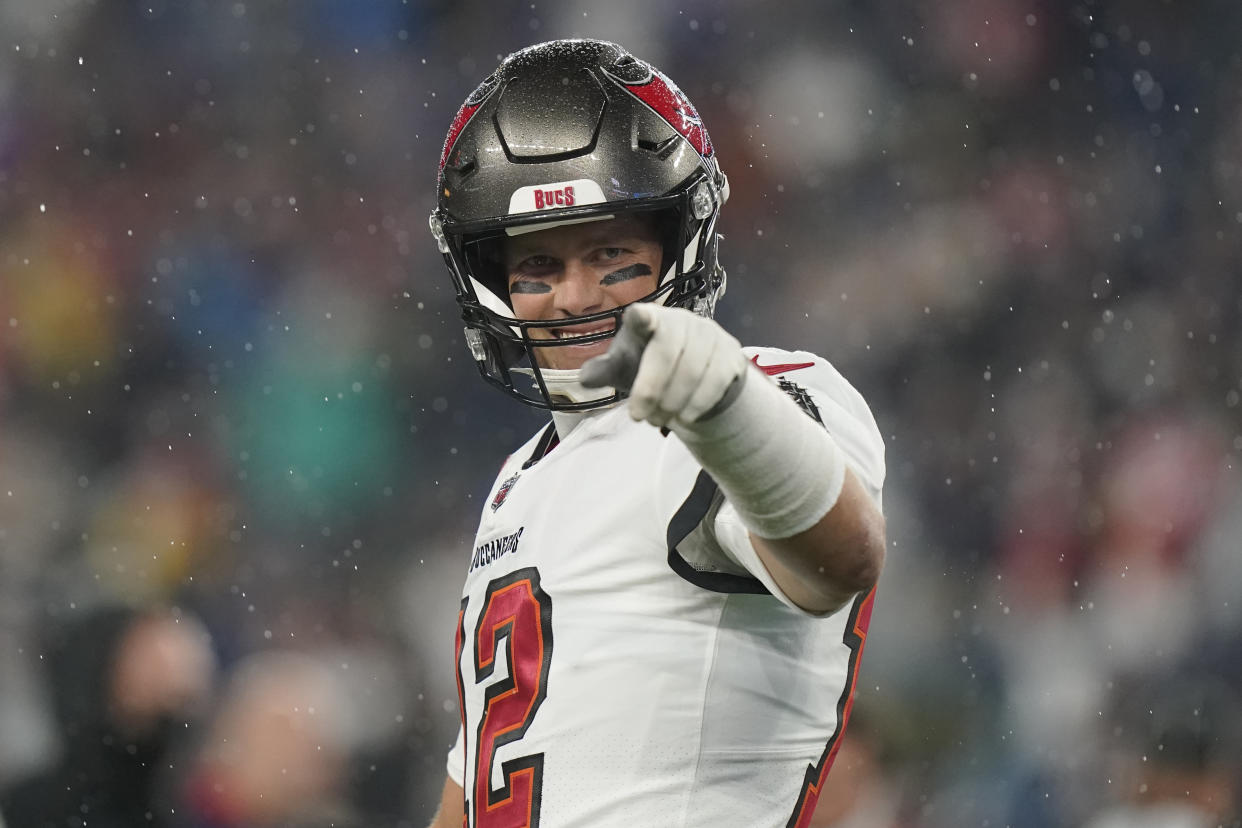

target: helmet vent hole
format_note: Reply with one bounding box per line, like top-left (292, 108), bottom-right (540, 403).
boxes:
top-left (606, 54), bottom-right (651, 83)
top-left (447, 159), bottom-right (477, 181)
top-left (637, 134), bottom-right (678, 155)
top-left (465, 73), bottom-right (500, 105)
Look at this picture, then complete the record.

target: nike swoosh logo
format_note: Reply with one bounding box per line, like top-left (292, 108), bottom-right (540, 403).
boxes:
top-left (751, 355), bottom-right (815, 376)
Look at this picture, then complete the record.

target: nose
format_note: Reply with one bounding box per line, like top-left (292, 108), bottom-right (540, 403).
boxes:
top-left (553, 261), bottom-right (605, 317)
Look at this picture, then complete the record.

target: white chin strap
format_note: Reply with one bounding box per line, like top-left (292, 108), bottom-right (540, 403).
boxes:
top-left (514, 366), bottom-right (615, 404)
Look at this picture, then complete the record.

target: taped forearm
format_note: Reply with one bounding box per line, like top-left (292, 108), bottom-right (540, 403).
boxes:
top-left (671, 366), bottom-right (846, 540)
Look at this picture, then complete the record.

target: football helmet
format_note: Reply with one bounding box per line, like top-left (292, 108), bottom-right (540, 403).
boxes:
top-left (429, 39), bottom-right (730, 410)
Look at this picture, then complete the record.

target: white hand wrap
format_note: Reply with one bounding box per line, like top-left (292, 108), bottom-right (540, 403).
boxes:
top-left (582, 303), bottom-right (847, 540)
top-left (674, 364), bottom-right (846, 539)
top-left (581, 302), bottom-right (749, 428)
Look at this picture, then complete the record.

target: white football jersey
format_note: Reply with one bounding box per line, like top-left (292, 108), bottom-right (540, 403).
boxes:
top-left (447, 346), bottom-right (885, 827)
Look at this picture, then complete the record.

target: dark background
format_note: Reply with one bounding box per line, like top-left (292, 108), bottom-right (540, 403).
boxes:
top-left (2, 1), bottom-right (1240, 825)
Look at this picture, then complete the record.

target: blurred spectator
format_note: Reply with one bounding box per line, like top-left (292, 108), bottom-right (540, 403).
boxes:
top-left (179, 650), bottom-right (403, 828)
top-left (1084, 673), bottom-right (1240, 828)
top-left (1, 1), bottom-right (1241, 823)
top-left (0, 605), bottom-right (215, 828)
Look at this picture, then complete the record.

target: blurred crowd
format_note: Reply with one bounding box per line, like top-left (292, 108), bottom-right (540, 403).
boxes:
top-left (1, 1), bottom-right (1239, 826)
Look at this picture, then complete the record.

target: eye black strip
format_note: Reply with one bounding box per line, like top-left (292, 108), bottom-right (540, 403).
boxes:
top-left (510, 280), bottom-right (552, 294)
top-left (600, 263), bottom-right (652, 285)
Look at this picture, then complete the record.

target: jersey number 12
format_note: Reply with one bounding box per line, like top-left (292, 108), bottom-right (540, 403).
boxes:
top-left (456, 567), bottom-right (553, 828)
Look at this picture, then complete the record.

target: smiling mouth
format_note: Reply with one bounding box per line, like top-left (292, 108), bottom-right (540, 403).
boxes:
top-left (551, 324), bottom-right (615, 342)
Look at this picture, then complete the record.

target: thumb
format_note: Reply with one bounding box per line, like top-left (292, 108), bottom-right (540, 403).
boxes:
top-left (579, 303), bottom-right (659, 391)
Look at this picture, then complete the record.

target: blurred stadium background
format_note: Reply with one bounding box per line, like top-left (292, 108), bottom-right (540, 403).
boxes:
top-left (1, 1), bottom-right (1240, 825)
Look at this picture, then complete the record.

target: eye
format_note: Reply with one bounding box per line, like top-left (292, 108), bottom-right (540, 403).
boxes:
top-left (596, 247), bottom-right (625, 261)
top-left (513, 254), bottom-right (557, 273)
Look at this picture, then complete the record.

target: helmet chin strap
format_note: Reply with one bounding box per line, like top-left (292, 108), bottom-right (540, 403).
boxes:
top-left (514, 366), bottom-right (615, 404)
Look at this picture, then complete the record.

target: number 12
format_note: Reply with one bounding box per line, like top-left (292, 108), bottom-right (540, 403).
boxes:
top-left (456, 567), bottom-right (553, 828)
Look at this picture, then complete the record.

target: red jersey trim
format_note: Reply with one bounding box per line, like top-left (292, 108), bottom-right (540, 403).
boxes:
top-left (786, 586), bottom-right (877, 827)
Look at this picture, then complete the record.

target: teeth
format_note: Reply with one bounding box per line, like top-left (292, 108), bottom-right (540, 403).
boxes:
top-left (557, 327), bottom-right (610, 340)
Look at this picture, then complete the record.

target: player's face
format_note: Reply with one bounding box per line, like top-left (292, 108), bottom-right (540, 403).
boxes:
top-left (504, 214), bottom-right (662, 371)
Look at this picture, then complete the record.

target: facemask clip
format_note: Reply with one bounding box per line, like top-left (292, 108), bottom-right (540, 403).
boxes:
top-left (428, 212), bottom-right (451, 254)
top-left (464, 327), bottom-right (488, 361)
top-left (690, 181), bottom-right (713, 220)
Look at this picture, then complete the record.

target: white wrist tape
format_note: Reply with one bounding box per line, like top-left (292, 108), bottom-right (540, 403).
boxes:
top-left (671, 365), bottom-right (847, 540)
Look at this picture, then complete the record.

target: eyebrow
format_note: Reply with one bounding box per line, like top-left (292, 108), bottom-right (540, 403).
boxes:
top-left (507, 233), bottom-right (650, 263)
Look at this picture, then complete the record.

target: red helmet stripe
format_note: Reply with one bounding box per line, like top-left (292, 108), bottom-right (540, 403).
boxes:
top-left (621, 72), bottom-right (713, 157)
top-left (439, 102), bottom-right (481, 171)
